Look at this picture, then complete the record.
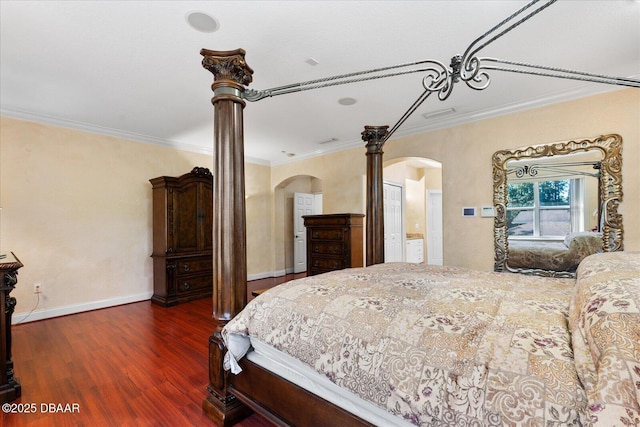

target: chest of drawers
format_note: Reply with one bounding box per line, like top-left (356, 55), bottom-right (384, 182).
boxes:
top-left (303, 214), bottom-right (364, 276)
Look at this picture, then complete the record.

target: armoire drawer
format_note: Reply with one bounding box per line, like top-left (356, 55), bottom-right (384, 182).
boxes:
top-left (176, 274), bottom-right (212, 294)
top-left (177, 257), bottom-right (212, 275)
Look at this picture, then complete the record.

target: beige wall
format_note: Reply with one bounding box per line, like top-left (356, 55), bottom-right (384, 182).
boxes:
top-left (1, 117), bottom-right (210, 321)
top-left (2, 88), bottom-right (638, 322)
top-left (245, 161), bottom-right (274, 276)
top-left (0, 117), bottom-right (273, 322)
top-left (271, 88), bottom-right (639, 272)
top-left (383, 88), bottom-right (640, 270)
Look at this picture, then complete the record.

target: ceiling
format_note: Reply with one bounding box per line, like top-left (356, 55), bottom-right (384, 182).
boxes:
top-left (1, 1), bottom-right (638, 165)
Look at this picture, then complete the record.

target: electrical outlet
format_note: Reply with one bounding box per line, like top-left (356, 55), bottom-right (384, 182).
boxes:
top-left (34, 283), bottom-right (42, 294)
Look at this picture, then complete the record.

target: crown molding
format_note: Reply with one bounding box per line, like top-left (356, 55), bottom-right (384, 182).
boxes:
top-left (2, 79), bottom-right (630, 168)
top-left (0, 107), bottom-right (213, 155)
top-left (271, 80), bottom-right (628, 166)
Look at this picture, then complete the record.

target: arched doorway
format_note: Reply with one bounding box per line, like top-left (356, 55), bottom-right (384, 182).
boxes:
top-left (383, 157), bottom-right (442, 264)
top-left (273, 175), bottom-right (323, 275)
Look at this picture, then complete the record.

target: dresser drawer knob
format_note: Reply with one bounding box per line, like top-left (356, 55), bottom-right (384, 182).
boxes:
top-left (183, 264), bottom-right (190, 272)
top-left (184, 282), bottom-right (191, 290)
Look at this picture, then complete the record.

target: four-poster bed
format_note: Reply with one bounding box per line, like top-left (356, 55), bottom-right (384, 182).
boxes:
top-left (199, 2), bottom-right (639, 426)
top-left (198, 49), bottom-right (640, 427)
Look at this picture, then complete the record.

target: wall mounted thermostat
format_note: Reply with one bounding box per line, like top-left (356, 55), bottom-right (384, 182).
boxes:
top-left (481, 206), bottom-right (495, 217)
top-left (462, 207), bottom-right (476, 217)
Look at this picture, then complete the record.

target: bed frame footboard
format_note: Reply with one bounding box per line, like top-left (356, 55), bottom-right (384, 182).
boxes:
top-left (202, 327), bottom-right (253, 427)
top-left (230, 358), bottom-right (375, 427)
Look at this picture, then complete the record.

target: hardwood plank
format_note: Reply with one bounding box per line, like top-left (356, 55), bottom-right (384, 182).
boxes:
top-left (2, 296), bottom-right (278, 427)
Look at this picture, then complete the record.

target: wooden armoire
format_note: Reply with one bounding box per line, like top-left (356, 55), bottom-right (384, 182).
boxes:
top-left (150, 167), bottom-right (213, 306)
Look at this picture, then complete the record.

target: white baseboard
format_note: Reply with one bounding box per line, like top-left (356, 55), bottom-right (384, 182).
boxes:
top-left (247, 269), bottom-right (291, 281)
top-left (12, 269), bottom-right (302, 324)
top-left (12, 292), bottom-right (154, 324)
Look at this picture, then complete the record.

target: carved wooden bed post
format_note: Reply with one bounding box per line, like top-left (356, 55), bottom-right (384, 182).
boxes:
top-left (200, 48), bottom-right (254, 426)
top-left (362, 125), bottom-right (388, 266)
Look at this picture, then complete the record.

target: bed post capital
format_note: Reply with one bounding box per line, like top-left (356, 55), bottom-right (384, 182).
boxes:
top-left (200, 48), bottom-right (253, 94)
top-left (362, 125), bottom-right (388, 151)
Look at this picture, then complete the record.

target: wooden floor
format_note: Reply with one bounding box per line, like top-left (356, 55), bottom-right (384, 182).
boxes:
top-left (3, 274), bottom-right (304, 427)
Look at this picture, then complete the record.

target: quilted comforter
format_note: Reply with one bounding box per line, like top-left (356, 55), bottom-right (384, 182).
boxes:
top-left (224, 263), bottom-right (583, 425)
top-left (569, 252), bottom-right (640, 426)
top-left (223, 253), bottom-right (639, 426)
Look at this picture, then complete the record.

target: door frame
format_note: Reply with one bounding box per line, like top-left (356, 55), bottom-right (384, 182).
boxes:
top-left (426, 189), bottom-right (443, 265)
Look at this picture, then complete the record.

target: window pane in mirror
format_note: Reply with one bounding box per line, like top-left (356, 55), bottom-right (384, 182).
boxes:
top-left (507, 209), bottom-right (534, 236)
top-left (539, 180), bottom-right (570, 206)
top-left (507, 182), bottom-right (534, 207)
top-left (540, 208), bottom-right (570, 236)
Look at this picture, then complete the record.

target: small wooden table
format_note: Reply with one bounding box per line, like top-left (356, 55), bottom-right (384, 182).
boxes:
top-left (0, 252), bottom-right (23, 403)
top-left (251, 288), bottom-right (269, 297)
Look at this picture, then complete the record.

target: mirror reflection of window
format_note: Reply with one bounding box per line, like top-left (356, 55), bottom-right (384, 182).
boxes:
top-left (507, 178), bottom-right (582, 238)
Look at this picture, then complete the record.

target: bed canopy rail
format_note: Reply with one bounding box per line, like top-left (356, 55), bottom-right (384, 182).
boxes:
top-left (241, 0), bottom-right (639, 144)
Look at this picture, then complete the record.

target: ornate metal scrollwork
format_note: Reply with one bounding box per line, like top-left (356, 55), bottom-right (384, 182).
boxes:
top-left (243, 88), bottom-right (271, 102)
top-left (513, 164), bottom-right (538, 178)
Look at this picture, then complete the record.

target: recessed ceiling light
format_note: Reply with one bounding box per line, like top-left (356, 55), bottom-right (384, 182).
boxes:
top-left (338, 97), bottom-right (357, 106)
top-left (186, 11), bottom-right (220, 33)
top-left (305, 58), bottom-right (319, 66)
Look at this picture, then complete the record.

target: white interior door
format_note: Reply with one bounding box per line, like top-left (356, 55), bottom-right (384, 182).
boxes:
top-left (293, 192), bottom-right (314, 273)
top-left (384, 183), bottom-right (404, 262)
top-left (427, 190), bottom-right (443, 265)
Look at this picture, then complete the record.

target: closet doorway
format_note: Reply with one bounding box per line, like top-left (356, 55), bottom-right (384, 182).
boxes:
top-left (273, 175), bottom-right (323, 276)
top-left (293, 192), bottom-right (322, 273)
top-left (383, 156), bottom-right (443, 265)
top-left (384, 182), bottom-right (404, 262)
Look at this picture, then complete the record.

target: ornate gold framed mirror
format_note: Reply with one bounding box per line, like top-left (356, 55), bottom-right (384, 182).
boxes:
top-left (493, 134), bottom-right (623, 277)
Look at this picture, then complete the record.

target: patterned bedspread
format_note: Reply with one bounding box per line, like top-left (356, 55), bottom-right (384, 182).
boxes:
top-left (223, 263), bottom-right (590, 426)
top-left (569, 252), bottom-right (640, 426)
